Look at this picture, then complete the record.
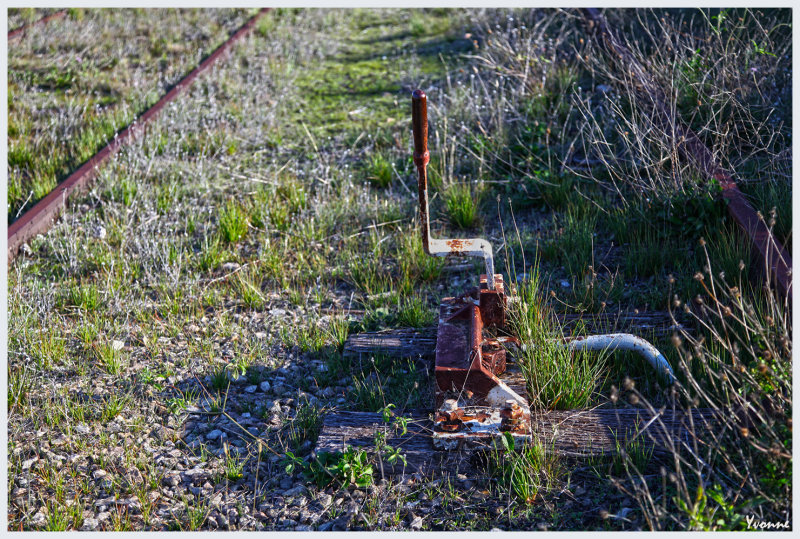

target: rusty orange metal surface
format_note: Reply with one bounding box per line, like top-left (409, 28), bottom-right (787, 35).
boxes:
top-left (433, 274), bottom-right (509, 404)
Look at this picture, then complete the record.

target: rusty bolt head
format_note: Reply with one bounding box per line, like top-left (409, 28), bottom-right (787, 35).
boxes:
top-left (439, 421), bottom-right (464, 432)
top-left (436, 400), bottom-right (464, 423)
top-left (436, 409), bottom-right (465, 423)
top-left (500, 401), bottom-right (523, 421)
top-left (500, 400), bottom-right (522, 419)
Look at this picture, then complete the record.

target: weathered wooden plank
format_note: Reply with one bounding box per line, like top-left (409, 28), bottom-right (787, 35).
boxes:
top-left (533, 408), bottom-right (717, 457)
top-left (315, 411), bottom-right (475, 476)
top-left (315, 408), bottom-right (718, 475)
top-left (558, 311), bottom-right (688, 340)
top-left (341, 312), bottom-right (686, 360)
top-left (343, 328), bottom-right (436, 360)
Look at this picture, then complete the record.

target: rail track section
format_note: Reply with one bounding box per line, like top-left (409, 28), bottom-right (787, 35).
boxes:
top-left (8, 9), bottom-right (68, 40)
top-left (7, 8), bottom-right (271, 261)
top-left (582, 8), bottom-right (792, 301)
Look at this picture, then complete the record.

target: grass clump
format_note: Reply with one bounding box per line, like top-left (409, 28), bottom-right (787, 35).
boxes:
top-left (287, 400), bottom-right (323, 450)
top-left (511, 270), bottom-right (606, 410)
top-left (234, 267), bottom-right (265, 309)
top-left (95, 341), bottom-right (126, 375)
top-left (541, 206), bottom-right (597, 278)
top-left (366, 154), bottom-right (393, 188)
top-left (398, 229), bottom-right (445, 283)
top-left (444, 183), bottom-right (481, 229)
top-left (68, 281), bottom-right (103, 312)
top-left (101, 393), bottom-right (131, 422)
top-left (218, 200), bottom-right (249, 243)
top-left (492, 433), bottom-right (562, 505)
top-left (396, 295), bottom-right (435, 328)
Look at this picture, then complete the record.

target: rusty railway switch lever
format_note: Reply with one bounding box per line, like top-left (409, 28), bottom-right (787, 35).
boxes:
top-left (411, 90), bottom-right (497, 290)
top-left (411, 90), bottom-right (531, 449)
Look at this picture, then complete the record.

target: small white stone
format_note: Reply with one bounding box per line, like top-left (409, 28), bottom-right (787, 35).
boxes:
top-left (206, 429), bottom-right (224, 440)
top-left (111, 340), bottom-right (125, 351)
top-left (259, 381), bottom-right (271, 392)
top-left (81, 518), bottom-right (100, 531)
top-left (31, 511), bottom-right (47, 527)
top-left (284, 485), bottom-right (305, 497)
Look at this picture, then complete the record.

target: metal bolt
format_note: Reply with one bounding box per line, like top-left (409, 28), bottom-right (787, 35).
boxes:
top-left (500, 400), bottom-right (523, 432)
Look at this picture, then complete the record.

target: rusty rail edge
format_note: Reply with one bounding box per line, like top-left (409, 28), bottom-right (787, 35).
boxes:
top-left (582, 8), bottom-right (792, 301)
top-left (8, 9), bottom-right (68, 39)
top-left (7, 8), bottom-right (270, 261)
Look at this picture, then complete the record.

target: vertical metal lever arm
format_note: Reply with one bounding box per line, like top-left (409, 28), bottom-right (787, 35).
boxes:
top-left (411, 90), bottom-right (496, 288)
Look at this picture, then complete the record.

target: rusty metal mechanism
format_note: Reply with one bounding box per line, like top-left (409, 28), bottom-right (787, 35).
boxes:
top-left (411, 89), bottom-right (676, 450)
top-left (412, 90), bottom-right (531, 449)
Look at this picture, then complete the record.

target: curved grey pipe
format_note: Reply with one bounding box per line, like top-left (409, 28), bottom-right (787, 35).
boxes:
top-left (558, 333), bottom-right (676, 385)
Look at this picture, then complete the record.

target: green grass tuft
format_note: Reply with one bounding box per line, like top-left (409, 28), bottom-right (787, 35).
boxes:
top-left (444, 183), bottom-right (481, 229)
top-left (219, 200), bottom-right (250, 243)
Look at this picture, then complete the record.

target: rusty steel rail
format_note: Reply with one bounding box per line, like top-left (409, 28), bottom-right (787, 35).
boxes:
top-left (582, 8), bottom-right (792, 300)
top-left (7, 8), bottom-right (271, 261)
top-left (8, 9), bottom-right (67, 40)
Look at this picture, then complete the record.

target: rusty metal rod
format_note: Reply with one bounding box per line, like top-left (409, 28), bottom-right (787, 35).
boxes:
top-left (8, 9), bottom-right (67, 40)
top-left (8, 8), bottom-right (271, 261)
top-left (411, 89), bottom-right (496, 289)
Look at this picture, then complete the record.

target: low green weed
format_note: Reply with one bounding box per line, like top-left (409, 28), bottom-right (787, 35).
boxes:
top-left (95, 342), bottom-right (126, 375)
top-left (366, 154), bottom-right (393, 188)
top-left (444, 183), bottom-right (481, 229)
top-left (492, 432), bottom-right (562, 505)
top-left (219, 200), bottom-right (249, 243)
top-left (396, 295), bottom-right (435, 328)
top-left (511, 270), bottom-right (606, 409)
